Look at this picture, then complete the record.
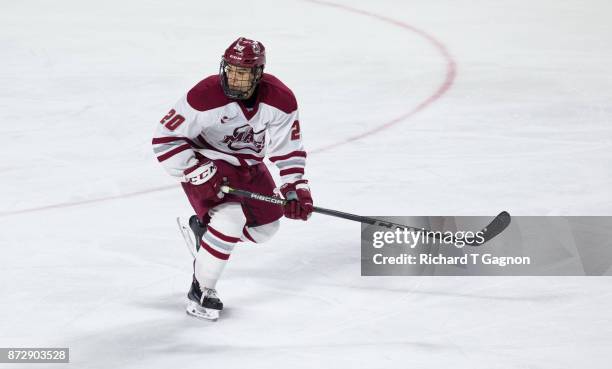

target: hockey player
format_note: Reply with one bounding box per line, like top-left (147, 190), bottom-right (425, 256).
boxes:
top-left (152, 37), bottom-right (313, 320)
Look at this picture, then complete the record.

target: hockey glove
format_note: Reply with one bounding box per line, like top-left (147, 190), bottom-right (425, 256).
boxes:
top-left (183, 161), bottom-right (225, 200)
top-left (280, 180), bottom-right (313, 221)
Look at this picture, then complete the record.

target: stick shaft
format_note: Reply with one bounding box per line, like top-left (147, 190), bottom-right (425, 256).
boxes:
top-left (220, 185), bottom-right (511, 246)
top-left (221, 185), bottom-right (424, 232)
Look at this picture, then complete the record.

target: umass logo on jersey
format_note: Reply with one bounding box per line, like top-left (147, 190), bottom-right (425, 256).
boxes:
top-left (222, 124), bottom-right (265, 153)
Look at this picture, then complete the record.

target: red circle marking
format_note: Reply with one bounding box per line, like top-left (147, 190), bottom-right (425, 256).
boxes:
top-left (0, 1), bottom-right (456, 218)
top-left (305, 0), bottom-right (457, 153)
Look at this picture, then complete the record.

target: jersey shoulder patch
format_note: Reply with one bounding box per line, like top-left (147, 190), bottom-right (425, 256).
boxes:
top-left (186, 75), bottom-right (231, 112)
top-left (259, 74), bottom-right (298, 114)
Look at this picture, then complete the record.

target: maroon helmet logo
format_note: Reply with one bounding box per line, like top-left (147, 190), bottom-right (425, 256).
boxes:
top-left (233, 39), bottom-right (246, 52)
top-left (252, 42), bottom-right (261, 54)
top-left (222, 124), bottom-right (265, 153)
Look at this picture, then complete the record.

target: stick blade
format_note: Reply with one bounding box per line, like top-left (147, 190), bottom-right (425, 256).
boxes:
top-left (467, 211), bottom-right (512, 246)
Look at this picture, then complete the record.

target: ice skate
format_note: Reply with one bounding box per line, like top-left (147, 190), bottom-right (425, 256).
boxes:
top-left (176, 215), bottom-right (206, 257)
top-left (185, 277), bottom-right (223, 321)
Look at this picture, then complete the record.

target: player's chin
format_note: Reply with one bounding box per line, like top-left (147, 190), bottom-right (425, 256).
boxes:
top-left (230, 85), bottom-right (249, 92)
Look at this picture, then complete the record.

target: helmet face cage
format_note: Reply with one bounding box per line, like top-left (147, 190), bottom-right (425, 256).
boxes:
top-left (219, 59), bottom-right (263, 100)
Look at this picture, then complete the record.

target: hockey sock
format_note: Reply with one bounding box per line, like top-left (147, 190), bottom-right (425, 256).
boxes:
top-left (194, 203), bottom-right (245, 290)
top-left (241, 220), bottom-right (280, 243)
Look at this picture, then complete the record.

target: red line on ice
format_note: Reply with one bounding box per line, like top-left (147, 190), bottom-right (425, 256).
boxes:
top-left (0, 1), bottom-right (456, 218)
top-left (304, 0), bottom-right (457, 153)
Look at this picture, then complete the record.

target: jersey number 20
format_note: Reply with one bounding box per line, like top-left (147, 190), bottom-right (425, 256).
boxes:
top-left (160, 109), bottom-right (185, 131)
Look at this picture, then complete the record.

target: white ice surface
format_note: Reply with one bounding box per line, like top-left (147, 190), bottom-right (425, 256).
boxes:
top-left (1, 0), bottom-right (612, 368)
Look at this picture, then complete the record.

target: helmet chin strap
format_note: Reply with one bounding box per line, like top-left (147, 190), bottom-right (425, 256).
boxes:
top-left (227, 82), bottom-right (256, 100)
top-left (242, 84), bottom-right (258, 100)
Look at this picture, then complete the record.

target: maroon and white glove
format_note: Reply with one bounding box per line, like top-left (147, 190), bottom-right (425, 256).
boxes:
top-left (280, 180), bottom-right (313, 221)
top-left (183, 161), bottom-right (225, 200)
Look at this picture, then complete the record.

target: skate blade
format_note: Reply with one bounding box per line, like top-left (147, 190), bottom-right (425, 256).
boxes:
top-left (186, 299), bottom-right (220, 321)
top-left (176, 217), bottom-right (197, 258)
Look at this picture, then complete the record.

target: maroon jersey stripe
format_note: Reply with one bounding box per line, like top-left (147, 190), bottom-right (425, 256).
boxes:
top-left (156, 143), bottom-right (191, 162)
top-left (269, 150), bottom-right (307, 162)
top-left (152, 136), bottom-right (202, 149)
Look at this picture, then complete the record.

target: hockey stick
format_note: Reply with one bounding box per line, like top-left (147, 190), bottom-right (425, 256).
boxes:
top-left (220, 185), bottom-right (511, 246)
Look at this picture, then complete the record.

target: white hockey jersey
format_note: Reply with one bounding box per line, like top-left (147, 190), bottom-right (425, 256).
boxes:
top-left (152, 74), bottom-right (306, 185)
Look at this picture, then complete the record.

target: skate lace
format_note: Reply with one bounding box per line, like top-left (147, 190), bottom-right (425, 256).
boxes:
top-left (202, 288), bottom-right (219, 300)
